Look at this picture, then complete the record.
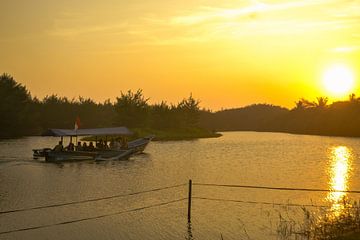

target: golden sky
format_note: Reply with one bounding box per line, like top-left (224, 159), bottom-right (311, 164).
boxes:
top-left (1, 0), bottom-right (360, 110)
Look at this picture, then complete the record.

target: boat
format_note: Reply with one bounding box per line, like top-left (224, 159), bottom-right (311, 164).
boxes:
top-left (128, 135), bottom-right (155, 154)
top-left (33, 127), bottom-right (153, 162)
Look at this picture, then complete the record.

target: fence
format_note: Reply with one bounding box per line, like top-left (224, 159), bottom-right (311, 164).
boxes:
top-left (1, 180), bottom-right (360, 235)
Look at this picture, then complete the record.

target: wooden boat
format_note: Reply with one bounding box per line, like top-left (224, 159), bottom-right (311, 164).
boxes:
top-left (33, 127), bottom-right (153, 162)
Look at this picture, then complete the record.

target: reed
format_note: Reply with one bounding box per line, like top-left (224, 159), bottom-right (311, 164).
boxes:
top-left (277, 198), bottom-right (360, 240)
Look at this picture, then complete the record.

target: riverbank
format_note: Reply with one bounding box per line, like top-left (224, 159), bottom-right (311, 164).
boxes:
top-left (132, 128), bottom-right (221, 141)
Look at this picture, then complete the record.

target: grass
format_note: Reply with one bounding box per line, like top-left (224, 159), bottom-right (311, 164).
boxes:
top-left (277, 198), bottom-right (360, 240)
top-left (82, 127), bottom-right (222, 141)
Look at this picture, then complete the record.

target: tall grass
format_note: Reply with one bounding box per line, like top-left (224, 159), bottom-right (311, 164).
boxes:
top-left (277, 198), bottom-right (360, 240)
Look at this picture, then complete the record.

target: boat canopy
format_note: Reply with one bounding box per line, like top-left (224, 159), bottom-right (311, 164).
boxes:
top-left (42, 127), bottom-right (133, 137)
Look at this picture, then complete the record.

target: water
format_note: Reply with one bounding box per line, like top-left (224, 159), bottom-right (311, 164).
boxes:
top-left (1, 132), bottom-right (360, 240)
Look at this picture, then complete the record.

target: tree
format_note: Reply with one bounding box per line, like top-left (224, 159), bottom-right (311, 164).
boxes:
top-left (149, 101), bottom-right (172, 129)
top-left (114, 89), bottom-right (149, 128)
top-left (0, 73), bottom-right (32, 137)
top-left (176, 94), bottom-right (201, 128)
top-left (293, 98), bottom-right (315, 110)
top-left (313, 97), bottom-right (328, 108)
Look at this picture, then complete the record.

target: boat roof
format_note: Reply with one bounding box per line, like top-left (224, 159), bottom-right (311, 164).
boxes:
top-left (42, 127), bottom-right (133, 137)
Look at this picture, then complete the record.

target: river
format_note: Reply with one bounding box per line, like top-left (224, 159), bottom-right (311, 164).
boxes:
top-left (1, 132), bottom-right (360, 240)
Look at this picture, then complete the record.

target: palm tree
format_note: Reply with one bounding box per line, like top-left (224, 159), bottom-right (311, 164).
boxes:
top-left (313, 97), bottom-right (328, 108)
top-left (349, 93), bottom-right (359, 103)
top-left (293, 98), bottom-right (315, 110)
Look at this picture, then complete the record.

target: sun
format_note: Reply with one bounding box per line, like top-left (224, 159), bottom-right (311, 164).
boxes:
top-left (322, 64), bottom-right (355, 97)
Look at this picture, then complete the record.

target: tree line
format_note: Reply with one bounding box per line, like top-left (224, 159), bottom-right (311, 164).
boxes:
top-left (201, 96), bottom-right (360, 137)
top-left (2, 73), bottom-right (360, 138)
top-left (0, 73), bottom-right (201, 137)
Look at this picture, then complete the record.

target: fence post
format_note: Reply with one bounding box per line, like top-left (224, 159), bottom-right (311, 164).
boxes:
top-left (188, 179), bottom-right (192, 223)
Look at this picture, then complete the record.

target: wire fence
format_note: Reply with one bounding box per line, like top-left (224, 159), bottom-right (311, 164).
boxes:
top-left (193, 182), bottom-right (360, 194)
top-left (0, 198), bottom-right (187, 235)
top-left (0, 183), bottom-right (186, 215)
top-left (1, 180), bottom-right (360, 236)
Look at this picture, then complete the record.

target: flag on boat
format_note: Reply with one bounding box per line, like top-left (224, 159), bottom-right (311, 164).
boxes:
top-left (74, 117), bottom-right (81, 130)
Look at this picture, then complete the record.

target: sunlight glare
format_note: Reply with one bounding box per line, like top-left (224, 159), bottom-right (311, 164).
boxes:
top-left (322, 65), bottom-right (355, 97)
top-left (327, 146), bottom-right (352, 216)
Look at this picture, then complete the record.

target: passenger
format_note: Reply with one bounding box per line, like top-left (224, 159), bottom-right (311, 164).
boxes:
top-left (53, 141), bottom-right (63, 152)
top-left (66, 142), bottom-right (75, 151)
top-left (109, 139), bottom-right (115, 149)
top-left (76, 142), bottom-right (82, 151)
top-left (103, 141), bottom-right (108, 149)
top-left (114, 138), bottom-right (122, 149)
top-left (82, 142), bottom-right (88, 151)
top-left (88, 142), bottom-right (95, 151)
top-left (120, 137), bottom-right (128, 149)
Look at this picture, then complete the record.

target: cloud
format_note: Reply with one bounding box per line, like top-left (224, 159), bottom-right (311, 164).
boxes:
top-left (331, 46), bottom-right (360, 53)
top-left (168, 0), bottom-right (334, 26)
top-left (46, 0), bottom-right (360, 47)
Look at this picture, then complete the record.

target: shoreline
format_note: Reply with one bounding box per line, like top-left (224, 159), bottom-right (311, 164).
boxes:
top-left (4, 129), bottom-right (360, 140)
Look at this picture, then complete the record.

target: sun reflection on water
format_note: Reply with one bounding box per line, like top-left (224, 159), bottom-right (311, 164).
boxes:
top-left (327, 146), bottom-right (353, 216)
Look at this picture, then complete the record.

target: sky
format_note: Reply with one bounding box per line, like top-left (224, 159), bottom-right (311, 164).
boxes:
top-left (1, 0), bottom-right (360, 110)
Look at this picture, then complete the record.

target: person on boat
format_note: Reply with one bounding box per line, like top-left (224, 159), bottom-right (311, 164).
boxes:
top-left (103, 140), bottom-right (109, 149)
top-left (53, 141), bottom-right (63, 152)
top-left (88, 142), bottom-right (95, 151)
top-left (120, 137), bottom-right (128, 149)
top-left (76, 142), bottom-right (82, 151)
top-left (109, 139), bottom-right (115, 149)
top-left (100, 140), bottom-right (104, 149)
top-left (82, 142), bottom-right (88, 151)
top-left (66, 142), bottom-right (75, 151)
top-left (113, 138), bottom-right (122, 149)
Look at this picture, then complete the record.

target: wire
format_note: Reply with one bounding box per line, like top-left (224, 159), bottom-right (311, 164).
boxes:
top-left (0, 198), bottom-right (187, 235)
top-left (193, 196), bottom-right (330, 208)
top-left (193, 183), bottom-right (360, 194)
top-left (0, 183), bottom-right (186, 215)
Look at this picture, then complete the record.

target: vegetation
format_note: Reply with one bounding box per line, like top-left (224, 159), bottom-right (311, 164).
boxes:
top-left (0, 73), bottom-right (219, 140)
top-left (0, 74), bottom-right (33, 137)
top-left (277, 199), bottom-right (360, 240)
top-left (201, 96), bottom-right (360, 138)
top-left (3, 73), bottom-right (360, 139)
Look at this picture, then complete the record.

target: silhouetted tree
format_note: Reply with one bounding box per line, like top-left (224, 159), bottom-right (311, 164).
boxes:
top-left (149, 101), bottom-right (173, 129)
top-left (313, 97), bottom-right (328, 108)
top-left (114, 89), bottom-right (149, 128)
top-left (176, 94), bottom-right (200, 128)
top-left (293, 98), bottom-right (316, 110)
top-left (0, 73), bottom-right (32, 137)
top-left (5, 72), bottom-right (360, 139)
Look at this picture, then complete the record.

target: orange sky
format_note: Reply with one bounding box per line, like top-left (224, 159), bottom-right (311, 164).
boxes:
top-left (1, 0), bottom-right (360, 110)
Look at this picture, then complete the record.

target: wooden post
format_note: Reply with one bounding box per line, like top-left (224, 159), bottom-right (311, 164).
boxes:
top-left (188, 179), bottom-right (192, 223)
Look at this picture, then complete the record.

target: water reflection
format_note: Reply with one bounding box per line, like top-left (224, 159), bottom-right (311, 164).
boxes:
top-left (185, 222), bottom-right (194, 240)
top-left (327, 146), bottom-right (353, 215)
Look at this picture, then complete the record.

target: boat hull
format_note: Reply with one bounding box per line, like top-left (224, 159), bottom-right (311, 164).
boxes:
top-left (127, 136), bottom-right (154, 154)
top-left (45, 151), bottom-right (97, 162)
top-left (95, 149), bottom-right (134, 161)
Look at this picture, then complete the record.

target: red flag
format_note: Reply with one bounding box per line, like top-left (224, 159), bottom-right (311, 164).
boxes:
top-left (74, 117), bottom-right (81, 130)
